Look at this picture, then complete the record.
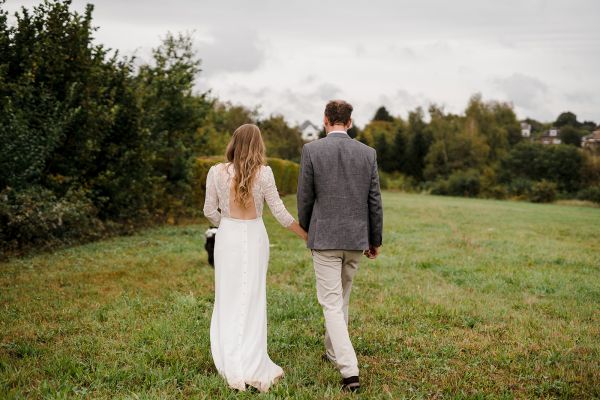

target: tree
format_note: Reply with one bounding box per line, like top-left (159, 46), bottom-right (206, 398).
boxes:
top-left (347, 125), bottom-right (360, 139)
top-left (0, 0), bottom-right (160, 221)
top-left (464, 94), bottom-right (519, 161)
top-left (500, 142), bottom-right (584, 192)
top-left (137, 32), bottom-right (211, 221)
top-left (559, 126), bottom-right (583, 147)
top-left (372, 106), bottom-right (394, 122)
top-left (424, 105), bottom-right (490, 180)
top-left (259, 115), bottom-right (303, 162)
top-left (404, 107), bottom-right (431, 181)
top-left (555, 111), bottom-right (579, 128)
top-left (581, 120), bottom-right (597, 132)
top-left (392, 126), bottom-right (408, 173)
top-left (195, 102), bottom-right (257, 156)
top-left (374, 133), bottom-right (394, 172)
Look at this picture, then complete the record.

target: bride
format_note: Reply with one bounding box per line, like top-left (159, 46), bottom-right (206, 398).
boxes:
top-left (203, 124), bottom-right (307, 392)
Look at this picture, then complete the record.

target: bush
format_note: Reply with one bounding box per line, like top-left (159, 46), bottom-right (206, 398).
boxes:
top-left (577, 186), bottom-right (600, 204)
top-left (378, 171), bottom-right (415, 191)
top-left (267, 158), bottom-right (300, 195)
top-left (429, 170), bottom-right (481, 197)
top-left (0, 186), bottom-right (104, 255)
top-left (429, 179), bottom-right (449, 196)
top-left (528, 180), bottom-right (557, 203)
top-left (501, 143), bottom-right (583, 193)
top-left (481, 185), bottom-right (509, 200)
top-left (508, 177), bottom-right (533, 198)
top-left (448, 170), bottom-right (481, 197)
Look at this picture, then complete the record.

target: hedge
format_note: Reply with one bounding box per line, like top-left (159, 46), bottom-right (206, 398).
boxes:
top-left (193, 157), bottom-right (300, 210)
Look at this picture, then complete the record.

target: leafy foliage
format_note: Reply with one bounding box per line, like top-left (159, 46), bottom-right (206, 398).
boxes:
top-left (529, 180), bottom-right (558, 203)
top-left (259, 115), bottom-right (304, 162)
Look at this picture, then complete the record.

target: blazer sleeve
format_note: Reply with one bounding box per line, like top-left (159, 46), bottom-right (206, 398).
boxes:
top-left (203, 166), bottom-right (221, 227)
top-left (297, 145), bottom-right (315, 231)
top-left (368, 151), bottom-right (383, 247)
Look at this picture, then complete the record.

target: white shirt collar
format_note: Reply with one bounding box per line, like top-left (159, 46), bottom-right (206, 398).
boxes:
top-left (328, 130), bottom-right (348, 135)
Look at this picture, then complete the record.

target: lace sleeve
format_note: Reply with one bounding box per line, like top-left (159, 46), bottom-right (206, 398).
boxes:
top-left (203, 166), bottom-right (221, 226)
top-left (262, 166), bottom-right (295, 228)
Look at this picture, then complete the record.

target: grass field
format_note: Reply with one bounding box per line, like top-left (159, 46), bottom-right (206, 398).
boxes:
top-left (1, 192), bottom-right (599, 399)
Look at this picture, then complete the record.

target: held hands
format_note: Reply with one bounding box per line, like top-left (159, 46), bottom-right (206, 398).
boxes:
top-left (363, 245), bottom-right (381, 259)
top-left (300, 229), bottom-right (308, 243)
top-left (288, 221), bottom-right (308, 243)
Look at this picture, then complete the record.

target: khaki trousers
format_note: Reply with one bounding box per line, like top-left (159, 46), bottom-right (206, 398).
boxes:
top-left (312, 249), bottom-right (362, 378)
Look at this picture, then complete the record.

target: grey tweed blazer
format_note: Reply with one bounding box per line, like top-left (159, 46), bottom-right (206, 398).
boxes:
top-left (297, 131), bottom-right (383, 250)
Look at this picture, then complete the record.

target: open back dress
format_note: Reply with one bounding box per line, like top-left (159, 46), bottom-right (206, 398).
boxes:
top-left (203, 162), bottom-right (295, 392)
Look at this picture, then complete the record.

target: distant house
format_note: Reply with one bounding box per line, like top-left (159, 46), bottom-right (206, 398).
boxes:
top-left (582, 130), bottom-right (600, 149)
top-left (299, 120), bottom-right (320, 142)
top-left (520, 122), bottom-right (532, 138)
top-left (540, 127), bottom-right (561, 145)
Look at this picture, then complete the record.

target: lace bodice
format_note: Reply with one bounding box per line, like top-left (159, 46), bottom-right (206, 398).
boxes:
top-left (203, 163), bottom-right (295, 228)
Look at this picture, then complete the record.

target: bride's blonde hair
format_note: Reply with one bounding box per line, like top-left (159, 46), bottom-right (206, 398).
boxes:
top-left (225, 124), bottom-right (266, 207)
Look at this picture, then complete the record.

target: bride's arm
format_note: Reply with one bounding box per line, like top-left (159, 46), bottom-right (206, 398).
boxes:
top-left (263, 166), bottom-right (307, 241)
top-left (287, 220), bottom-right (308, 242)
top-left (203, 166), bottom-right (221, 226)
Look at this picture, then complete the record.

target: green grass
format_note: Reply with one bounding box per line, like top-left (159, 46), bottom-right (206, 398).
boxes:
top-left (1, 192), bottom-right (599, 399)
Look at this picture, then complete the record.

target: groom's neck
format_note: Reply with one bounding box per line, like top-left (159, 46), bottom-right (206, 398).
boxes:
top-left (326, 124), bottom-right (348, 133)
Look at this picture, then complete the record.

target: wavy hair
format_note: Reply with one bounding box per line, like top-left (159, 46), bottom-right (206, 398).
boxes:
top-left (225, 124), bottom-right (266, 208)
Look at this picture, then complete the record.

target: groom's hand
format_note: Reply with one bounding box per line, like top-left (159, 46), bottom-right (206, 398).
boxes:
top-left (363, 245), bottom-right (381, 259)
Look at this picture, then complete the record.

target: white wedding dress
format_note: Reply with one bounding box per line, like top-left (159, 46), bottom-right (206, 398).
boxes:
top-left (203, 162), bottom-right (295, 392)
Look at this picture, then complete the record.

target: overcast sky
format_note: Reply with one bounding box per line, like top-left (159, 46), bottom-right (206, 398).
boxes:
top-left (6, 0), bottom-right (600, 126)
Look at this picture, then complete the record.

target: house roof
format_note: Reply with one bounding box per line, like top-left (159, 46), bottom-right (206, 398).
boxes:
top-left (300, 120), bottom-right (319, 131)
top-left (583, 130), bottom-right (600, 141)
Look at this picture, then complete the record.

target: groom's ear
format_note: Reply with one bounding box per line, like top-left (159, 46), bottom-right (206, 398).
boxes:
top-left (347, 119), bottom-right (353, 130)
top-left (323, 115), bottom-right (329, 127)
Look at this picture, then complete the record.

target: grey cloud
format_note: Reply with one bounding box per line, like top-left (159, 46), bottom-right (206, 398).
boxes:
top-left (565, 91), bottom-right (593, 104)
top-left (314, 83), bottom-right (341, 101)
top-left (195, 29), bottom-right (266, 76)
top-left (6, 0), bottom-right (598, 122)
top-left (492, 73), bottom-right (548, 111)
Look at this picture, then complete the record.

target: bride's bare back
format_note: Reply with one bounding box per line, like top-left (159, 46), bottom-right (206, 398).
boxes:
top-left (203, 163), bottom-right (294, 227)
top-left (229, 180), bottom-right (258, 220)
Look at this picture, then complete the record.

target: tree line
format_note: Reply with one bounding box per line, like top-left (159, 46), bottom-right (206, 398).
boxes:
top-left (352, 102), bottom-right (599, 203)
top-left (0, 0), bottom-right (302, 255)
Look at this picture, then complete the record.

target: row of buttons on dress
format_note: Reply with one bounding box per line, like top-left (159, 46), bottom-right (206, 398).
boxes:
top-left (238, 223), bottom-right (249, 373)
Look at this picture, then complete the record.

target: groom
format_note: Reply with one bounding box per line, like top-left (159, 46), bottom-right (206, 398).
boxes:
top-left (297, 100), bottom-right (383, 392)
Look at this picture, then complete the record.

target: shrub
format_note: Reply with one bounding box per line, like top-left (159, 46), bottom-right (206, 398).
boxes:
top-left (192, 156), bottom-right (226, 214)
top-left (508, 177), bottom-right (533, 198)
top-left (267, 158), bottom-right (300, 195)
top-left (447, 169), bottom-right (481, 197)
top-left (481, 185), bottom-right (509, 200)
top-left (529, 180), bottom-right (557, 203)
top-left (577, 186), bottom-right (600, 204)
top-left (0, 186), bottom-right (104, 254)
top-left (501, 142), bottom-right (583, 193)
top-left (378, 171), bottom-right (414, 191)
top-left (429, 179), bottom-right (449, 196)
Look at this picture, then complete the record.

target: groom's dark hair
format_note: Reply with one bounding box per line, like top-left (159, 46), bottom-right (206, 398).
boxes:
top-left (325, 100), bottom-right (353, 125)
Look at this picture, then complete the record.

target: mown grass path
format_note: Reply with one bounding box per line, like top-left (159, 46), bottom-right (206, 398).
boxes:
top-left (1, 193), bottom-right (599, 399)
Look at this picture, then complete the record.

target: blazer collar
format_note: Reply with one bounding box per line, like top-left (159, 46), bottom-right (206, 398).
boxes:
top-left (327, 131), bottom-right (350, 139)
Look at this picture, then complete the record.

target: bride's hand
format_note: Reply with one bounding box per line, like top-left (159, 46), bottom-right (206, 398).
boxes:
top-left (301, 229), bottom-right (308, 243)
top-left (287, 221), bottom-right (308, 242)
